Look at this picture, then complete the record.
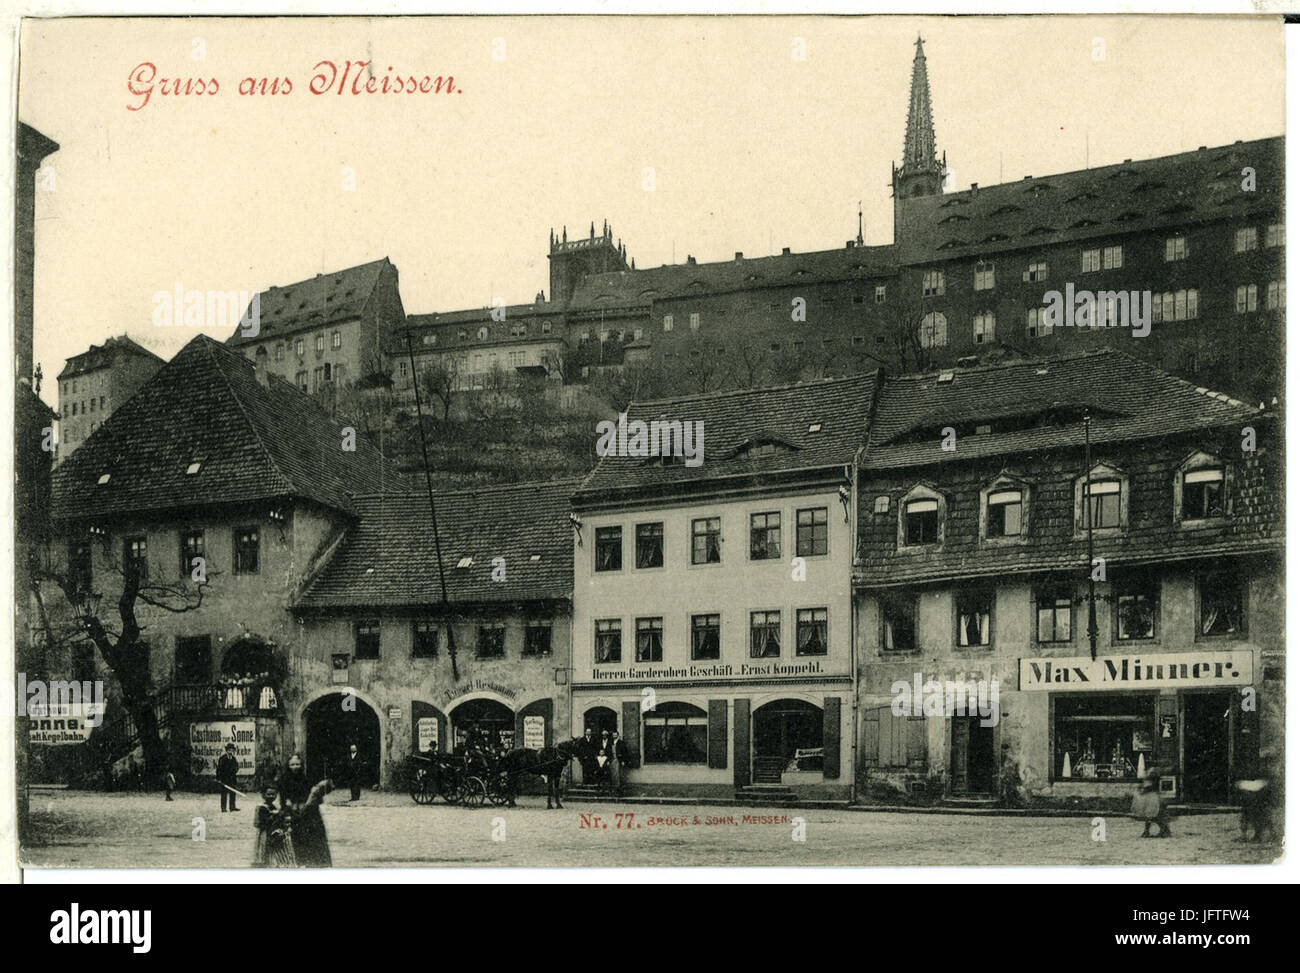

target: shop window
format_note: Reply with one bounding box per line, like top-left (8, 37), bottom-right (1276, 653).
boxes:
top-left (795, 506), bottom-right (828, 556)
top-left (595, 619), bottom-right (622, 663)
top-left (180, 530), bottom-right (205, 579)
top-left (750, 610), bottom-right (781, 658)
top-left (1054, 694), bottom-right (1155, 782)
top-left (749, 512), bottom-right (781, 560)
top-left (1180, 464), bottom-right (1225, 521)
top-left (523, 622), bottom-right (552, 656)
top-left (635, 617), bottom-right (664, 662)
top-left (594, 526), bottom-right (622, 572)
top-left (955, 589), bottom-right (993, 647)
top-left (354, 620), bottom-right (380, 659)
top-left (796, 608), bottom-right (828, 656)
top-left (233, 526), bottom-right (260, 575)
top-left (691, 614), bottom-right (720, 660)
top-left (635, 522), bottom-right (664, 569)
top-left (1198, 567), bottom-right (1247, 638)
top-left (1115, 576), bottom-right (1159, 641)
top-left (691, 517), bottom-right (721, 564)
top-left (880, 592), bottom-right (917, 652)
top-left (1035, 587), bottom-right (1073, 643)
top-left (412, 621), bottom-right (438, 658)
top-left (643, 702), bottom-right (708, 764)
top-left (476, 625), bottom-right (505, 659)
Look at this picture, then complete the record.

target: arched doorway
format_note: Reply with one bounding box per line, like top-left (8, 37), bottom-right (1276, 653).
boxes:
top-left (583, 706), bottom-right (618, 738)
top-left (221, 636), bottom-right (285, 682)
top-left (753, 699), bottom-right (823, 782)
top-left (303, 693), bottom-right (380, 786)
top-left (450, 698), bottom-right (515, 754)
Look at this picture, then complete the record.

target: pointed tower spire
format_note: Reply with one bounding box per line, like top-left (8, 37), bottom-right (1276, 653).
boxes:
top-left (901, 36), bottom-right (939, 174)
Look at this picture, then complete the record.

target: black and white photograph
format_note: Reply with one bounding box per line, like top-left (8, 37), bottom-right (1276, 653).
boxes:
top-left (5, 8), bottom-right (1289, 894)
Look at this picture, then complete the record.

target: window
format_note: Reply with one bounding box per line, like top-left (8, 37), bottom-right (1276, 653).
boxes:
top-left (595, 619), bottom-right (622, 663)
top-left (1235, 284), bottom-right (1258, 313)
top-left (921, 270), bottom-right (945, 297)
top-left (1234, 226), bottom-right (1258, 252)
top-left (749, 512), bottom-right (781, 560)
top-left (1081, 248), bottom-right (1101, 273)
top-left (476, 625), bottom-right (505, 659)
top-left (1198, 567), bottom-right (1246, 637)
top-left (1267, 280), bottom-right (1286, 310)
top-left (1036, 588), bottom-right (1073, 643)
top-left (635, 617), bottom-right (664, 662)
top-left (1152, 289), bottom-right (1199, 322)
top-left (875, 285), bottom-right (886, 304)
top-left (412, 621), bottom-right (438, 658)
top-left (354, 620), bottom-right (380, 659)
top-left (1082, 479), bottom-right (1121, 529)
top-left (295, 371), bottom-right (308, 392)
top-left (955, 590), bottom-right (993, 647)
top-left (881, 592), bottom-right (917, 652)
top-left (311, 333), bottom-right (322, 353)
top-left (233, 526), bottom-right (260, 574)
top-left (903, 498), bottom-right (939, 545)
top-left (541, 321), bottom-right (552, 335)
top-left (1026, 306), bottom-right (1051, 338)
top-left (123, 536), bottom-right (148, 584)
top-left (274, 343), bottom-right (285, 361)
top-left (873, 495), bottom-right (890, 515)
top-left (920, 312), bottom-right (947, 348)
top-left (750, 611), bottom-right (781, 658)
top-left (1181, 465), bottom-right (1225, 520)
top-left (295, 339), bottom-right (304, 357)
top-left (853, 294), bottom-right (865, 305)
top-left (973, 311), bottom-right (996, 344)
top-left (1023, 260), bottom-right (1048, 283)
top-left (691, 614), bottom-right (720, 660)
top-left (973, 260), bottom-right (995, 290)
top-left (523, 622), bottom-right (552, 656)
top-left (796, 608), bottom-right (828, 656)
top-left (1053, 695), bottom-right (1155, 782)
top-left (180, 530), bottom-right (205, 579)
top-left (663, 314), bottom-right (674, 332)
top-left (689, 312), bottom-right (700, 332)
top-left (1266, 222), bottom-right (1285, 248)
top-left (1115, 577), bottom-right (1158, 641)
top-left (69, 538), bottom-right (93, 594)
top-left (1165, 235), bottom-right (1188, 261)
top-left (635, 522), bottom-right (664, 569)
top-left (510, 322), bottom-right (526, 338)
top-left (986, 488), bottom-right (1023, 537)
top-left (795, 507), bottom-right (828, 557)
top-left (594, 526), bottom-right (622, 572)
top-left (643, 702), bottom-right (707, 764)
top-left (89, 398), bottom-right (95, 412)
top-left (477, 326), bottom-right (489, 340)
top-left (691, 517), bottom-right (721, 565)
top-left (1103, 245), bottom-right (1123, 269)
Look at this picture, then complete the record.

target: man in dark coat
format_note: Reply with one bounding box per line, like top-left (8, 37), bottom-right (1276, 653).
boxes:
top-left (345, 744), bottom-right (363, 802)
top-left (216, 743), bottom-right (240, 812)
top-left (577, 728), bottom-right (598, 785)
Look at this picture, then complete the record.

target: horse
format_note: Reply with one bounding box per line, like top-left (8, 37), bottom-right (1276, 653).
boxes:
top-left (498, 737), bottom-right (585, 809)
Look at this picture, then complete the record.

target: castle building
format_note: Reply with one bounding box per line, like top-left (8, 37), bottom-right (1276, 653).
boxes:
top-left (56, 336), bottom-right (165, 462)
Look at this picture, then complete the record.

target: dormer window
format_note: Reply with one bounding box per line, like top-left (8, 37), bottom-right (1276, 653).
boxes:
top-left (185, 461), bottom-right (202, 475)
top-left (1075, 464), bottom-right (1127, 533)
top-left (1176, 452), bottom-right (1227, 523)
top-left (455, 556), bottom-right (473, 569)
top-left (1084, 479), bottom-right (1122, 528)
top-left (97, 473), bottom-right (111, 485)
top-left (904, 499), bottom-right (939, 545)
top-left (987, 488), bottom-right (1024, 537)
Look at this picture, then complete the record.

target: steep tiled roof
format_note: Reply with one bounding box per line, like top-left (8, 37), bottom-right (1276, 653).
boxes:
top-left (295, 479), bottom-right (580, 609)
top-left (226, 258), bottom-right (392, 346)
top-left (864, 349), bottom-right (1261, 470)
top-left (898, 136), bottom-right (1283, 264)
top-left (575, 373), bottom-right (879, 501)
top-left (567, 244), bottom-right (897, 311)
top-left (58, 335), bottom-right (165, 379)
top-left (51, 335), bottom-right (400, 521)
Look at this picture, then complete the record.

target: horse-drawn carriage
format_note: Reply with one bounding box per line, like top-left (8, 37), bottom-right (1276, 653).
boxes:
top-left (408, 737), bottom-right (583, 809)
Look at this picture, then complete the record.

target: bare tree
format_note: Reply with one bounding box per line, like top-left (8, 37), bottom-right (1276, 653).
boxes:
top-left (880, 291), bottom-right (935, 374)
top-left (418, 358), bottom-right (457, 423)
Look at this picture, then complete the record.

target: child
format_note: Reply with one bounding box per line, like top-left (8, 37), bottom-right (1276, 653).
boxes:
top-left (1131, 768), bottom-right (1171, 838)
top-left (252, 783), bottom-right (295, 867)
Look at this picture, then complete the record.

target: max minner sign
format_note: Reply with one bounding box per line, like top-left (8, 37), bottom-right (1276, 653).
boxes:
top-left (1018, 652), bottom-right (1253, 691)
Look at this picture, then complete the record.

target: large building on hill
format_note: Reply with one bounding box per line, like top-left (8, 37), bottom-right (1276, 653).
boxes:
top-left (56, 335), bottom-right (165, 462)
top-left (392, 37), bottom-right (1281, 405)
top-left (853, 350), bottom-right (1283, 806)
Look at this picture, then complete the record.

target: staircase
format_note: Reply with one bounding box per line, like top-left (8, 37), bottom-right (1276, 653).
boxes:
top-left (736, 783), bottom-right (797, 804)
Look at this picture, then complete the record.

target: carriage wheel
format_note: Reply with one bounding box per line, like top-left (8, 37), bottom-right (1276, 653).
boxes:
top-left (459, 776), bottom-right (488, 807)
top-left (410, 775), bottom-right (432, 805)
top-left (488, 772), bottom-right (513, 806)
top-left (440, 771), bottom-right (461, 804)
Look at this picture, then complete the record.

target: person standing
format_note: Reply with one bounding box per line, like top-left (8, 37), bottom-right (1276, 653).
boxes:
top-left (164, 764), bottom-right (176, 802)
top-left (281, 753), bottom-right (333, 867)
top-left (346, 744), bottom-right (363, 802)
top-left (1131, 768), bottom-right (1171, 838)
top-left (578, 727), bottom-right (598, 786)
top-left (216, 743), bottom-right (240, 812)
top-left (609, 730), bottom-right (627, 798)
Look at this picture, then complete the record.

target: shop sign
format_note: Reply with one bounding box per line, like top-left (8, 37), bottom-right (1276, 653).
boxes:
top-left (1019, 651), bottom-right (1252, 691)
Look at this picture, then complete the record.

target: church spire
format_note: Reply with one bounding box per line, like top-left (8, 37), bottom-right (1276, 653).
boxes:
top-left (901, 36), bottom-right (940, 175)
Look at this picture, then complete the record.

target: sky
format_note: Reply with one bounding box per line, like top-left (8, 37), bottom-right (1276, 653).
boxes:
top-left (18, 15), bottom-right (1285, 408)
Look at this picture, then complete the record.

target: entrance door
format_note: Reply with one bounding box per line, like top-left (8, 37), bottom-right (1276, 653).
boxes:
top-left (303, 693), bottom-right (381, 786)
top-left (753, 700), bottom-right (823, 782)
top-left (1183, 691), bottom-right (1233, 803)
top-left (951, 717), bottom-right (996, 794)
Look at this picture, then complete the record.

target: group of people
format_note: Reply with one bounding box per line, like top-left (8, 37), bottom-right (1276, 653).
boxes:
top-left (251, 752), bottom-right (335, 867)
top-left (576, 727), bottom-right (629, 796)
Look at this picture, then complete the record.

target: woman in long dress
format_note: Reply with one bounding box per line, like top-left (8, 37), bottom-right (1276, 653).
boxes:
top-left (280, 753), bottom-right (334, 867)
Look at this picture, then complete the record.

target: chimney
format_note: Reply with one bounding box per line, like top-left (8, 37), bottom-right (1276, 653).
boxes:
top-left (970, 183), bottom-right (978, 195)
top-left (253, 352), bottom-right (271, 388)
top-left (781, 247), bottom-right (791, 255)
top-left (846, 241), bottom-right (855, 249)
top-left (734, 251), bottom-right (744, 261)
top-left (687, 255), bottom-right (696, 266)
